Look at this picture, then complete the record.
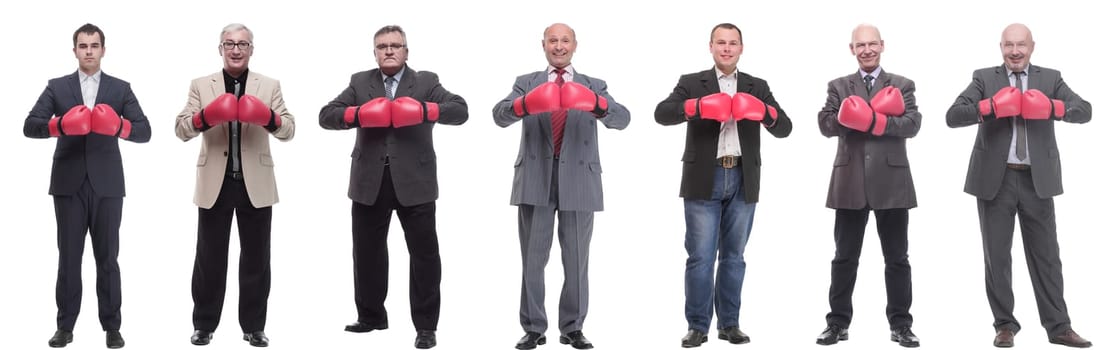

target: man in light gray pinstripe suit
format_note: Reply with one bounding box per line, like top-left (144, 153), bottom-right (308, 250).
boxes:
top-left (492, 23), bottom-right (630, 350)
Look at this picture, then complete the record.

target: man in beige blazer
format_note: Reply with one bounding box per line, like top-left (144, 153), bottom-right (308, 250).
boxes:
top-left (174, 23), bottom-right (294, 348)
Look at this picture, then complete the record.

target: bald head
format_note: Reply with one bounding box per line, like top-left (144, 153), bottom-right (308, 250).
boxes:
top-left (542, 23), bottom-right (577, 69)
top-left (1000, 23), bottom-right (1034, 72)
top-left (849, 23), bottom-right (884, 72)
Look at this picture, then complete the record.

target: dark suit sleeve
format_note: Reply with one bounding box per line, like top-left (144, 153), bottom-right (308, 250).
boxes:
top-left (320, 74), bottom-right (359, 130)
top-left (880, 79), bottom-right (921, 138)
top-left (592, 79), bottom-right (629, 130)
top-left (654, 75), bottom-right (693, 126)
top-left (24, 83), bottom-right (57, 138)
top-left (1052, 75), bottom-right (1091, 124)
top-left (120, 82), bottom-right (151, 143)
top-left (756, 83), bottom-right (792, 138)
top-left (946, 71), bottom-right (987, 128)
top-left (818, 80), bottom-right (846, 138)
top-left (493, 77), bottom-right (527, 128)
top-left (424, 72), bottom-right (467, 126)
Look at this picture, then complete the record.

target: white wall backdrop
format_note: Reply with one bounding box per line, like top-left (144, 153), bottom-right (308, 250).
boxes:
top-left (1, 0), bottom-right (1109, 349)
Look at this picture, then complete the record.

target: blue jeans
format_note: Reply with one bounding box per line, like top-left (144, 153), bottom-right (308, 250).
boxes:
top-left (683, 166), bottom-right (756, 333)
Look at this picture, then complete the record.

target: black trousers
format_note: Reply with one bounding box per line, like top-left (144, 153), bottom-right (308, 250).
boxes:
top-left (826, 208), bottom-right (913, 330)
top-left (352, 166), bottom-right (441, 331)
top-left (191, 175), bottom-right (272, 333)
top-left (978, 168), bottom-right (1070, 336)
top-left (53, 177), bottom-right (123, 331)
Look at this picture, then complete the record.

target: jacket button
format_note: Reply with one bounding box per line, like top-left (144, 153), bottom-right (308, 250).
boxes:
top-left (223, 151), bottom-right (228, 157)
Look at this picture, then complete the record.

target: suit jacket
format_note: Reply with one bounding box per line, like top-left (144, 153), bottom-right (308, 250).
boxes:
top-left (946, 64), bottom-right (1091, 200)
top-left (319, 66), bottom-right (468, 207)
top-left (175, 71), bottom-right (295, 209)
top-left (654, 68), bottom-right (792, 203)
top-left (24, 71), bottom-right (152, 197)
top-left (818, 70), bottom-right (921, 210)
top-left (492, 69), bottom-right (630, 212)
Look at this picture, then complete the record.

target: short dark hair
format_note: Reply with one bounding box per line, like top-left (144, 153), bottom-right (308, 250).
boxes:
top-left (374, 25), bottom-right (406, 42)
top-left (709, 23), bottom-right (742, 43)
top-left (73, 23), bottom-right (104, 47)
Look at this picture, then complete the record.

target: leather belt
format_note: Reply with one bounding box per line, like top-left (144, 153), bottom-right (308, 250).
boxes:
top-left (717, 156), bottom-right (740, 169)
top-left (1006, 163), bottom-right (1030, 171)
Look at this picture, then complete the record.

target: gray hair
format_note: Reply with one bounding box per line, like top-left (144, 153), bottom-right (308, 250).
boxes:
top-left (220, 23), bottom-right (254, 43)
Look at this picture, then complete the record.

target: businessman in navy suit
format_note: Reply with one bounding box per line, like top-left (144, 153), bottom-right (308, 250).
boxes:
top-left (23, 23), bottom-right (151, 349)
top-left (493, 23), bottom-right (630, 350)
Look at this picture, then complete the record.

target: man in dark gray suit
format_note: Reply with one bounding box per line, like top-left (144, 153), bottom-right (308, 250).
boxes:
top-left (24, 23), bottom-right (151, 349)
top-left (946, 23), bottom-right (1092, 348)
top-left (815, 24), bottom-right (920, 348)
top-left (319, 24), bottom-right (468, 349)
top-left (493, 22), bottom-right (630, 350)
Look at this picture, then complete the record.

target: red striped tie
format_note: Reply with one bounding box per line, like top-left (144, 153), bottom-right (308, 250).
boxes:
top-left (551, 68), bottom-right (567, 157)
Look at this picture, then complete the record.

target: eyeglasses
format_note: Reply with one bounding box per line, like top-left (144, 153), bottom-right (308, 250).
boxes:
top-left (221, 41), bottom-right (252, 51)
top-left (375, 43), bottom-right (406, 52)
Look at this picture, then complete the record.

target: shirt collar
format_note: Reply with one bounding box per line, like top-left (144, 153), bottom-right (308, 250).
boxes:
top-left (79, 70), bottom-right (102, 83)
top-left (382, 67), bottom-right (405, 83)
top-left (859, 67), bottom-right (881, 80)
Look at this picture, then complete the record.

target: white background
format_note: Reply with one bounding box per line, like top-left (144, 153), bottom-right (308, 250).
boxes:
top-left (1, 1), bottom-right (1110, 349)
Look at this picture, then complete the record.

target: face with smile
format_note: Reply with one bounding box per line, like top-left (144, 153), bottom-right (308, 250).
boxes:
top-left (708, 26), bottom-right (742, 75)
top-left (1000, 23), bottom-right (1033, 73)
top-left (220, 28), bottom-right (253, 76)
top-left (542, 23), bottom-right (576, 69)
top-left (849, 24), bottom-right (884, 72)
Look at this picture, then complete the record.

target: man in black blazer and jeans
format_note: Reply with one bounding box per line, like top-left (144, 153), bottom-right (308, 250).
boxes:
top-left (23, 23), bottom-right (152, 349)
top-left (655, 22), bottom-right (792, 348)
top-left (319, 24), bottom-right (468, 349)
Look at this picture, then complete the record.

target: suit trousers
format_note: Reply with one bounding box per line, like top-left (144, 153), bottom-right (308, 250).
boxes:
top-left (826, 208), bottom-right (913, 330)
top-left (977, 167), bottom-right (1071, 336)
top-left (53, 177), bottom-right (123, 331)
top-left (191, 174), bottom-right (273, 333)
top-left (352, 165), bottom-right (441, 331)
top-left (519, 159), bottom-right (594, 335)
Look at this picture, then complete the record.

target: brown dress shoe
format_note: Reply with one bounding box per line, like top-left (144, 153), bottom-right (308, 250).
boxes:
top-left (1049, 329), bottom-right (1092, 348)
top-left (993, 329), bottom-right (1014, 348)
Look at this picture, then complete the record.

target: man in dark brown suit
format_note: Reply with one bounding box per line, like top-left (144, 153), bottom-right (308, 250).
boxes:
top-left (815, 24), bottom-right (920, 348)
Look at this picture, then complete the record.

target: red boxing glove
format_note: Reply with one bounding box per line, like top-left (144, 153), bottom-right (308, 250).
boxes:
top-left (194, 93), bottom-right (239, 130)
top-left (513, 82), bottom-right (561, 117)
top-left (91, 104), bottom-right (132, 139)
top-left (978, 86), bottom-right (1022, 119)
top-left (344, 97), bottom-right (392, 128)
top-left (391, 96), bottom-right (440, 127)
top-left (238, 94), bottom-right (279, 128)
top-left (48, 105), bottom-right (93, 137)
top-left (731, 93), bottom-right (778, 126)
top-left (869, 86), bottom-right (906, 117)
top-left (838, 95), bottom-right (887, 136)
top-left (684, 92), bottom-right (732, 123)
top-left (560, 82), bottom-right (608, 116)
top-left (1020, 90), bottom-right (1066, 120)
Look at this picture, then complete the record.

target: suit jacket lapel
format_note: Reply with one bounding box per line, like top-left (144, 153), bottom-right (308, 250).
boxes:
top-left (67, 72), bottom-right (83, 106)
top-left (207, 72), bottom-right (230, 139)
top-left (700, 69), bottom-right (719, 95)
top-left (735, 71), bottom-right (754, 95)
top-left (394, 66), bottom-right (416, 98)
top-left (846, 73), bottom-right (865, 99)
top-left (246, 71), bottom-right (262, 97)
top-left (1027, 65), bottom-right (1043, 91)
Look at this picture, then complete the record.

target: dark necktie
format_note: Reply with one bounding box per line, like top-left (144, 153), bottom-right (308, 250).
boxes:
top-left (231, 80), bottom-right (242, 173)
top-left (864, 74), bottom-right (875, 94)
top-left (551, 69), bottom-right (567, 157)
top-left (385, 76), bottom-right (396, 100)
top-left (1013, 72), bottom-right (1027, 161)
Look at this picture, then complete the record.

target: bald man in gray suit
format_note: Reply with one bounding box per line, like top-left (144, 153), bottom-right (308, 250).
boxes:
top-left (946, 23), bottom-right (1092, 348)
top-left (493, 23), bottom-right (630, 350)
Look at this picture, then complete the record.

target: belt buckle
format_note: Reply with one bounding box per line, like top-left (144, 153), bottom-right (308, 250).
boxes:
top-left (719, 156), bottom-right (738, 169)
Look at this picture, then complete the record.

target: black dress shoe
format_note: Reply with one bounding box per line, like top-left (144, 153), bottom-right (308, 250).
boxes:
top-left (718, 326), bottom-right (751, 344)
top-left (994, 328), bottom-right (1014, 348)
top-left (415, 329), bottom-right (437, 349)
top-left (816, 324), bottom-right (848, 345)
top-left (48, 330), bottom-right (73, 348)
top-left (516, 331), bottom-right (546, 350)
top-left (1049, 329), bottom-right (1092, 348)
top-left (191, 330), bottom-right (214, 346)
top-left (243, 331), bottom-right (269, 347)
top-left (345, 321), bottom-right (387, 333)
top-left (560, 330), bottom-right (593, 349)
top-left (890, 327), bottom-right (920, 348)
top-left (681, 329), bottom-right (708, 348)
top-left (106, 330), bottom-right (125, 349)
